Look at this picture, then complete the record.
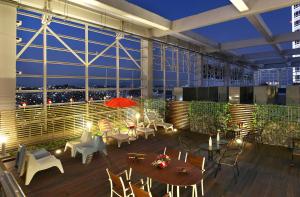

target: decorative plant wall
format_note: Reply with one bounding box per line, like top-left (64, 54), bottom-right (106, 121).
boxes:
top-left (252, 104), bottom-right (300, 147)
top-left (142, 99), bottom-right (166, 119)
top-left (189, 101), bottom-right (231, 134)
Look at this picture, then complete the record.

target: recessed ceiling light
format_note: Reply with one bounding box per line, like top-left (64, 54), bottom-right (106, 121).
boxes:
top-left (230, 0), bottom-right (249, 12)
top-left (125, 14), bottom-right (170, 31)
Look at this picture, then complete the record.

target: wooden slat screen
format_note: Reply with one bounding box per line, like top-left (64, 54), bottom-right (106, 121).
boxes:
top-left (0, 102), bottom-right (141, 150)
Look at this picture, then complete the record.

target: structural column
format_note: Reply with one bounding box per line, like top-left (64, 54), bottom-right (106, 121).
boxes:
top-left (224, 63), bottom-right (231, 87)
top-left (0, 4), bottom-right (16, 110)
top-left (116, 38), bottom-right (120, 98)
top-left (0, 4), bottom-right (16, 149)
top-left (85, 24), bottom-right (89, 102)
top-left (141, 39), bottom-right (153, 98)
top-left (195, 54), bottom-right (203, 87)
top-left (162, 44), bottom-right (166, 99)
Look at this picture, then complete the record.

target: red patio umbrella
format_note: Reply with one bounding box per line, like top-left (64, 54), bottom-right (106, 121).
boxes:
top-left (104, 97), bottom-right (137, 108)
top-left (104, 97), bottom-right (139, 140)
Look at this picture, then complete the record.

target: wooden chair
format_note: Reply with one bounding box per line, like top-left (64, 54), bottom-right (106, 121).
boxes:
top-left (130, 181), bottom-right (171, 197)
top-left (163, 147), bottom-right (181, 195)
top-left (184, 153), bottom-right (205, 196)
top-left (106, 168), bottom-right (132, 197)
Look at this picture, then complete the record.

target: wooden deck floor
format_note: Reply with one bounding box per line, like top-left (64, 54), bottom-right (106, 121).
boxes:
top-left (4, 131), bottom-right (300, 197)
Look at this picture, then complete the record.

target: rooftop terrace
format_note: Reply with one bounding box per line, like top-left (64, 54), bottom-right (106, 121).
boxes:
top-left (1, 1), bottom-right (300, 197)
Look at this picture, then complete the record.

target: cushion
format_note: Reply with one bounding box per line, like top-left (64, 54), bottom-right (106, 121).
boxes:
top-left (32, 149), bottom-right (51, 160)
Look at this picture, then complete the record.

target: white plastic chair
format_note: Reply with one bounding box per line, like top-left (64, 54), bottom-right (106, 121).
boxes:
top-left (145, 111), bottom-right (174, 132)
top-left (25, 153), bottom-right (64, 185)
top-left (75, 136), bottom-right (107, 164)
top-left (136, 122), bottom-right (155, 139)
top-left (64, 130), bottom-right (93, 157)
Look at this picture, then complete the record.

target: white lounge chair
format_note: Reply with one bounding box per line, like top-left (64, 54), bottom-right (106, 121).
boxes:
top-left (24, 152), bottom-right (64, 185)
top-left (145, 111), bottom-right (174, 132)
top-left (136, 122), bottom-right (155, 139)
top-left (75, 136), bottom-right (107, 164)
top-left (64, 130), bottom-right (93, 157)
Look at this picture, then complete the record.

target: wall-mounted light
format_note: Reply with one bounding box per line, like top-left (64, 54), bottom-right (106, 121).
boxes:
top-left (230, 0), bottom-right (249, 12)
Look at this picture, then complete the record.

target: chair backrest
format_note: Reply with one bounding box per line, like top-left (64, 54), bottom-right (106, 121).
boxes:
top-left (98, 119), bottom-right (113, 131)
top-left (15, 144), bottom-right (26, 173)
top-left (106, 168), bottom-right (126, 196)
top-left (80, 130), bottom-right (93, 143)
top-left (185, 154), bottom-right (205, 171)
top-left (130, 183), bottom-right (151, 197)
top-left (145, 111), bottom-right (156, 122)
top-left (94, 136), bottom-right (106, 151)
top-left (124, 120), bottom-right (135, 128)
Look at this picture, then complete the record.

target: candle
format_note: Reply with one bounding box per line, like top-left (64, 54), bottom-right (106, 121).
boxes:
top-left (209, 137), bottom-right (212, 147)
top-left (217, 132), bottom-right (220, 142)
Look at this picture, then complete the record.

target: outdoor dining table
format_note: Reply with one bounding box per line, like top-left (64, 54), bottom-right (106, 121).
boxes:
top-left (126, 152), bottom-right (203, 197)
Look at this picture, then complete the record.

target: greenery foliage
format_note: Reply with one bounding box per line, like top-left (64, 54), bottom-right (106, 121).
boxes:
top-left (189, 101), bottom-right (231, 135)
top-left (143, 99), bottom-right (166, 118)
top-left (252, 104), bottom-right (300, 146)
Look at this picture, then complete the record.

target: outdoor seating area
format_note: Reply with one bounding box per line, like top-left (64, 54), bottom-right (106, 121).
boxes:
top-left (1, 131), bottom-right (300, 197)
top-left (2, 0), bottom-right (300, 196)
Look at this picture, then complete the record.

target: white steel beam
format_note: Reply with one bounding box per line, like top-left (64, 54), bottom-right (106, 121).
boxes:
top-left (161, 44), bottom-right (166, 99)
top-left (153, 0), bottom-right (300, 36)
top-left (246, 14), bottom-right (285, 62)
top-left (116, 39), bottom-right (120, 97)
top-left (243, 51), bottom-right (279, 60)
top-left (88, 41), bottom-right (116, 66)
top-left (243, 48), bottom-right (300, 60)
top-left (221, 31), bottom-right (300, 50)
top-left (16, 25), bottom-right (44, 59)
top-left (85, 24), bottom-right (89, 102)
top-left (7, 0), bottom-right (150, 37)
top-left (256, 57), bottom-right (300, 65)
top-left (46, 26), bottom-right (86, 65)
top-left (118, 42), bottom-right (141, 69)
top-left (43, 25), bottom-right (47, 106)
top-left (68, 0), bottom-right (170, 31)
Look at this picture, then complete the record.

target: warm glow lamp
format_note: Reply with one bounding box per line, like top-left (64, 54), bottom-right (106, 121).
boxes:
top-left (86, 122), bottom-right (93, 132)
top-left (135, 113), bottom-right (140, 124)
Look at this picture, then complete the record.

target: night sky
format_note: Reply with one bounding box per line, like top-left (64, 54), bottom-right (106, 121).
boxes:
top-left (127, 0), bottom-right (293, 54)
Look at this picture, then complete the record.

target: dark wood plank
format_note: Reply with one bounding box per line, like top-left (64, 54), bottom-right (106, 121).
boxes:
top-left (3, 131), bottom-right (300, 197)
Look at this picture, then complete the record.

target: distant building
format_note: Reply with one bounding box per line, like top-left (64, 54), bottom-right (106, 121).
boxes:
top-left (292, 4), bottom-right (300, 83)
